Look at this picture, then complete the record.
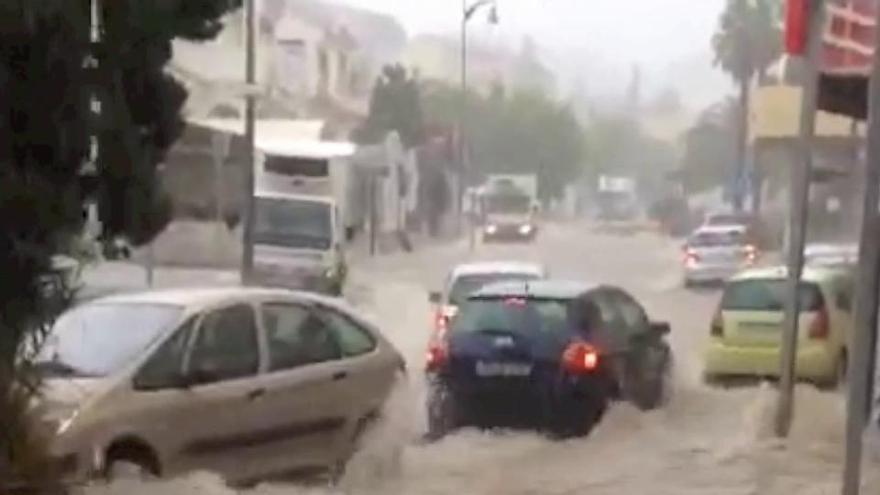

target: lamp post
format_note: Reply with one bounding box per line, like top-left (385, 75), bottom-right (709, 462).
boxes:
top-left (241, 0), bottom-right (257, 284)
top-left (460, 0), bottom-right (498, 251)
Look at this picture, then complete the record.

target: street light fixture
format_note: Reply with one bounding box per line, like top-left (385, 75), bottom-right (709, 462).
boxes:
top-left (460, 0), bottom-right (498, 250)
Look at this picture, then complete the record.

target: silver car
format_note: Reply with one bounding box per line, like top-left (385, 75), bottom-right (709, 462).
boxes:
top-left (805, 243), bottom-right (858, 267)
top-left (34, 287), bottom-right (404, 484)
top-left (683, 226), bottom-right (758, 286)
top-left (429, 261), bottom-right (548, 331)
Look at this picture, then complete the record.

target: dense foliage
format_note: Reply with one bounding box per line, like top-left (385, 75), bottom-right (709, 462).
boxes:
top-left (421, 82), bottom-right (585, 201)
top-left (354, 64), bottom-right (425, 149)
top-left (712, 0), bottom-right (782, 210)
top-left (0, 0), bottom-right (240, 486)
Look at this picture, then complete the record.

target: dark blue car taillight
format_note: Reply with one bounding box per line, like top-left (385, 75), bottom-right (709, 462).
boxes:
top-left (562, 342), bottom-right (601, 374)
top-left (425, 340), bottom-right (449, 372)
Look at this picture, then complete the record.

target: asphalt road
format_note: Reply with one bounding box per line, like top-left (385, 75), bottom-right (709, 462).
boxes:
top-left (86, 222), bottom-right (880, 495)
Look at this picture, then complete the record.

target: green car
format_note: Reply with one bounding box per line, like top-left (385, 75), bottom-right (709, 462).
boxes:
top-left (704, 265), bottom-right (853, 388)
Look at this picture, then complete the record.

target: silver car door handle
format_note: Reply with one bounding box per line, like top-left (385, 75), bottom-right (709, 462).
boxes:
top-left (332, 370), bottom-right (348, 381)
top-left (246, 388), bottom-right (267, 401)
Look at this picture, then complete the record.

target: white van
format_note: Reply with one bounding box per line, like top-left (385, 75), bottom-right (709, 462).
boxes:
top-left (251, 140), bottom-right (357, 296)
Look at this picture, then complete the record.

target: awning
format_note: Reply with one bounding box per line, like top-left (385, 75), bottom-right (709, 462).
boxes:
top-left (817, 0), bottom-right (877, 118)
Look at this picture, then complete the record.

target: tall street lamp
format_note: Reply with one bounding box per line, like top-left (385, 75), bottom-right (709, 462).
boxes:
top-left (460, 0), bottom-right (498, 249)
top-left (241, 0), bottom-right (257, 284)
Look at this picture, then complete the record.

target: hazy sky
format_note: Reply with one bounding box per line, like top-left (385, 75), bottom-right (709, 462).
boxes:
top-left (332, 0), bottom-right (732, 109)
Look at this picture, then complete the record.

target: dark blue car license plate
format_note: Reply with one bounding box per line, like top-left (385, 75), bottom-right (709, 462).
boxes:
top-left (475, 361), bottom-right (533, 377)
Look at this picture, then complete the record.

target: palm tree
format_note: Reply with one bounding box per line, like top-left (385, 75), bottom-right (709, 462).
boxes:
top-left (712, 0), bottom-right (782, 212)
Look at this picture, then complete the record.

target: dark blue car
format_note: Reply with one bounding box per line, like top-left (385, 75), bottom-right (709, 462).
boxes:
top-left (425, 280), bottom-right (673, 439)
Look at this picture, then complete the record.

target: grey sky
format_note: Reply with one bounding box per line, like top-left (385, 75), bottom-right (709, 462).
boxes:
top-left (333, 0), bottom-right (732, 109)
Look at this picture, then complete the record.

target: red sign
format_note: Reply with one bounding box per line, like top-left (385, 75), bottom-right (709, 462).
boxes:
top-left (786, 0), bottom-right (809, 55)
top-left (822, 0), bottom-right (877, 76)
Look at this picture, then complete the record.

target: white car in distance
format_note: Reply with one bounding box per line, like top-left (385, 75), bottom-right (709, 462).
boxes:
top-left (683, 225), bottom-right (759, 287)
top-left (428, 261), bottom-right (548, 333)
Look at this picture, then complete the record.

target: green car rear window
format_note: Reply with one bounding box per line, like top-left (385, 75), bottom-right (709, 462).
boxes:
top-left (722, 279), bottom-right (824, 312)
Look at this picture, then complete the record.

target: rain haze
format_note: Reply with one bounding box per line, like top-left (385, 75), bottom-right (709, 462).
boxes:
top-left (9, 1), bottom-right (880, 495)
top-left (335, 0), bottom-right (733, 109)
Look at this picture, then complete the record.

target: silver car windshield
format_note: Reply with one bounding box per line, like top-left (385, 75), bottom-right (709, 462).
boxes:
top-left (449, 274), bottom-right (539, 306)
top-left (36, 303), bottom-right (183, 377)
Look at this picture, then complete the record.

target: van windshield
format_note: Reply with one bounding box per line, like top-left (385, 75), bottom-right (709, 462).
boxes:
top-left (485, 195), bottom-right (531, 215)
top-left (721, 279), bottom-right (824, 312)
top-left (36, 303), bottom-right (183, 377)
top-left (255, 197), bottom-right (333, 250)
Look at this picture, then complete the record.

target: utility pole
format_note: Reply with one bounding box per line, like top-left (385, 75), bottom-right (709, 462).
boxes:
top-left (241, 0), bottom-right (257, 285)
top-left (461, 0), bottom-right (497, 252)
top-left (776, 0), bottom-right (824, 439)
top-left (842, 3), bottom-right (880, 493)
top-left (460, 0), bottom-right (469, 247)
top-left (83, 0), bottom-right (103, 246)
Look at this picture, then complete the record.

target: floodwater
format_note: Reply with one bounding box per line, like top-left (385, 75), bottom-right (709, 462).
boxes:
top-left (82, 225), bottom-right (880, 495)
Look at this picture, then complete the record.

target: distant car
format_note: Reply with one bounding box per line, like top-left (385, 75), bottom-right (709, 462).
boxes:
top-left (682, 225), bottom-right (759, 287)
top-left (804, 243), bottom-right (858, 267)
top-left (425, 280), bottom-right (673, 440)
top-left (34, 287), bottom-right (404, 484)
top-left (702, 212), bottom-right (771, 248)
top-left (703, 265), bottom-right (853, 388)
top-left (429, 261), bottom-right (548, 334)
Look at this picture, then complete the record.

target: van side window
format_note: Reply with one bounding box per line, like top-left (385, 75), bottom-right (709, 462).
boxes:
top-left (135, 316), bottom-right (196, 390)
top-left (189, 304), bottom-right (260, 384)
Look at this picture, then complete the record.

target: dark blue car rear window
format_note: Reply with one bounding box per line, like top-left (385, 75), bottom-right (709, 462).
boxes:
top-left (452, 298), bottom-right (570, 335)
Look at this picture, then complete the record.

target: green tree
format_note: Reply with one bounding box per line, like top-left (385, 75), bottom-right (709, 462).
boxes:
top-left (584, 112), bottom-right (676, 197)
top-left (712, 0), bottom-right (782, 210)
top-left (682, 98), bottom-right (740, 194)
top-left (354, 64), bottom-right (425, 149)
top-left (421, 82), bottom-right (585, 202)
top-left (0, 0), bottom-right (240, 484)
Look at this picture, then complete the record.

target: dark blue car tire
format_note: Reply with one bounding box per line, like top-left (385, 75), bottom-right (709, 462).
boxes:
top-left (629, 344), bottom-right (672, 411)
top-left (550, 394), bottom-right (608, 439)
top-left (426, 383), bottom-right (460, 441)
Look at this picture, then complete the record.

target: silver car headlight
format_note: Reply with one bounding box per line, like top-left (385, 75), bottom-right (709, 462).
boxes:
top-left (485, 224), bottom-right (498, 234)
top-left (519, 224), bottom-right (533, 235)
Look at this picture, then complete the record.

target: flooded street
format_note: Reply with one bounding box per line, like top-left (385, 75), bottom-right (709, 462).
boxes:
top-left (84, 223), bottom-right (880, 495)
